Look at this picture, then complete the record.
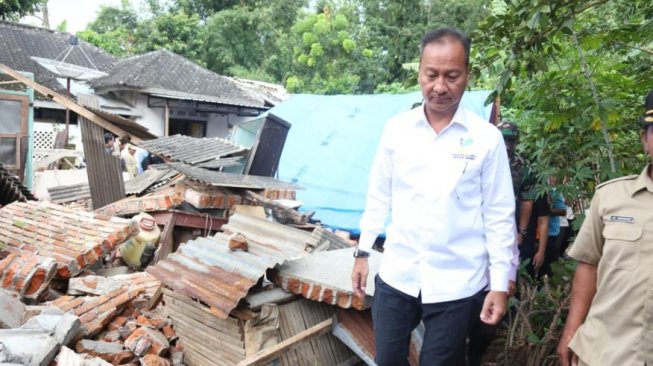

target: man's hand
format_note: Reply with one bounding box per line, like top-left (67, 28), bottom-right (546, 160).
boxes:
top-left (557, 335), bottom-right (580, 366)
top-left (351, 258), bottom-right (369, 299)
top-left (533, 251), bottom-right (545, 271)
top-left (507, 280), bottom-right (516, 297)
top-left (480, 291), bottom-right (507, 325)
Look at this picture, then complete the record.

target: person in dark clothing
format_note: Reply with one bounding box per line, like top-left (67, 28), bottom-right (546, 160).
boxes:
top-left (140, 152), bottom-right (164, 171)
top-left (520, 194), bottom-right (550, 279)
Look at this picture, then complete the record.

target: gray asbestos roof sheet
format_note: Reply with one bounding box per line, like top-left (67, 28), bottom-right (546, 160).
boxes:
top-left (90, 50), bottom-right (264, 108)
top-left (167, 163), bottom-right (302, 190)
top-left (137, 134), bottom-right (246, 165)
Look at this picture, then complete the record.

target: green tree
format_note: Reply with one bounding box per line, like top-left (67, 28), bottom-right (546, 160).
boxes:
top-left (204, 1), bottom-right (306, 81)
top-left (77, 0), bottom-right (139, 57)
top-left (473, 0), bottom-right (653, 211)
top-left (135, 10), bottom-right (205, 64)
top-left (360, 0), bottom-right (489, 91)
top-left (78, 1), bottom-right (205, 64)
top-left (0, 0), bottom-right (43, 20)
top-left (284, 2), bottom-right (380, 94)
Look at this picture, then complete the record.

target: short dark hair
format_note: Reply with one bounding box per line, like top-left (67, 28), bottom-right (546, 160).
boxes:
top-left (420, 28), bottom-right (471, 68)
top-left (119, 134), bottom-right (132, 145)
top-left (104, 132), bottom-right (114, 144)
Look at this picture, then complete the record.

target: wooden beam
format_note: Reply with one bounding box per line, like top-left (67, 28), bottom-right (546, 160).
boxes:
top-left (153, 213), bottom-right (175, 265)
top-left (243, 190), bottom-right (314, 225)
top-left (0, 63), bottom-right (142, 143)
top-left (236, 318), bottom-right (333, 366)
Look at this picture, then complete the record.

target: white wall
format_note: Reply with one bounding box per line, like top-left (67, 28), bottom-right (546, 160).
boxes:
top-left (206, 113), bottom-right (260, 138)
top-left (134, 93), bottom-right (165, 137)
top-left (33, 121), bottom-right (84, 153)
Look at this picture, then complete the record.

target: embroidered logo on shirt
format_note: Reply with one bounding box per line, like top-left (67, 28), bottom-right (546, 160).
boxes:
top-left (608, 215), bottom-right (635, 223)
top-left (452, 137), bottom-right (477, 160)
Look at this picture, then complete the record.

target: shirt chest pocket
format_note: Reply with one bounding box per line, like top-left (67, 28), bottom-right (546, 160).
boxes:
top-left (602, 223), bottom-right (643, 270)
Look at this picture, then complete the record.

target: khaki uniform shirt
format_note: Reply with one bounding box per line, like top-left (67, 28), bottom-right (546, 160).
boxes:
top-left (568, 164), bottom-right (653, 366)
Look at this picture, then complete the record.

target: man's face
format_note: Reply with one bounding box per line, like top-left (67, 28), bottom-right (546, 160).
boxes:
top-left (418, 39), bottom-right (469, 119)
top-left (642, 125), bottom-right (653, 161)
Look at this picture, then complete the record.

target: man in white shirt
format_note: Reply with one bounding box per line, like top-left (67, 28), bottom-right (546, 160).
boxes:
top-left (351, 28), bottom-right (516, 365)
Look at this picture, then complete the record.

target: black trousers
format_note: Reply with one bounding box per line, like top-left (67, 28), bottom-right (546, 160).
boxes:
top-left (372, 275), bottom-right (484, 366)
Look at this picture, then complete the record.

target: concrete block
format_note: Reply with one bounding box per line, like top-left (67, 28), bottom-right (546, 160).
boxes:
top-left (75, 339), bottom-right (135, 364)
top-left (21, 307), bottom-right (80, 346)
top-left (56, 345), bottom-right (112, 366)
top-left (0, 288), bottom-right (25, 328)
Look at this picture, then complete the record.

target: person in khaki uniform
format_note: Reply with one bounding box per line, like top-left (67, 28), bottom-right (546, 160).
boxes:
top-left (558, 90), bottom-right (653, 366)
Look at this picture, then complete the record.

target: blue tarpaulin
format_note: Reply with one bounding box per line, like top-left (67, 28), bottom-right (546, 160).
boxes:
top-left (271, 90), bottom-right (494, 233)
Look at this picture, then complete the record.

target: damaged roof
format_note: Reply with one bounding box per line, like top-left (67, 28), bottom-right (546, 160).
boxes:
top-left (0, 21), bottom-right (117, 94)
top-left (90, 50), bottom-right (265, 108)
top-left (137, 134), bottom-right (246, 165)
top-left (168, 163), bottom-right (302, 190)
top-left (0, 163), bottom-right (36, 206)
top-left (270, 247), bottom-right (381, 310)
top-left (0, 201), bottom-right (137, 278)
top-left (147, 213), bottom-right (311, 319)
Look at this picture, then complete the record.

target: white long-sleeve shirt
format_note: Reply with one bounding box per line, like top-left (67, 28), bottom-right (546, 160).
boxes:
top-left (359, 104), bottom-right (516, 303)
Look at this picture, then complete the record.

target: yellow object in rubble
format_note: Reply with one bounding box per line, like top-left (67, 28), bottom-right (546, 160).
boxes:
top-left (119, 213), bottom-right (161, 267)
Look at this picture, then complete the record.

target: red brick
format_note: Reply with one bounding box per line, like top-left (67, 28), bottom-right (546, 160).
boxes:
top-left (140, 354), bottom-right (171, 366)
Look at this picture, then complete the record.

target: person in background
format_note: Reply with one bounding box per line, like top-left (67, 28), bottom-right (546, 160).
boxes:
top-left (351, 28), bottom-right (515, 365)
top-left (540, 175), bottom-right (567, 278)
top-left (121, 144), bottom-right (138, 179)
top-left (464, 121), bottom-right (522, 366)
top-left (558, 90), bottom-right (653, 366)
top-left (104, 132), bottom-right (115, 155)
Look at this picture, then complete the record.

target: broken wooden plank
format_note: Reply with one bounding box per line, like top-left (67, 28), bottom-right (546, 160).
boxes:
top-left (243, 190), bottom-right (313, 225)
top-left (236, 318), bottom-right (333, 366)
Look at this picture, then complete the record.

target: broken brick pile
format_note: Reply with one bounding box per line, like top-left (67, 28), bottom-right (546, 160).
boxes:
top-left (0, 201), bottom-right (137, 278)
top-left (0, 251), bottom-right (56, 300)
top-left (52, 273), bottom-right (161, 337)
top-left (73, 308), bottom-right (182, 366)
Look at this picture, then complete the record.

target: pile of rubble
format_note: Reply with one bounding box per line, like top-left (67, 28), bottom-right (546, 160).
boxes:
top-left (0, 165), bottom-right (424, 366)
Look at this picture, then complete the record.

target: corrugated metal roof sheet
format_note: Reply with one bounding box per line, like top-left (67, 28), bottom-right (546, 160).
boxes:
top-left (168, 163), bottom-right (302, 190)
top-left (137, 134), bottom-right (246, 165)
top-left (0, 201), bottom-right (137, 278)
top-left (147, 213), bottom-right (310, 319)
top-left (332, 308), bottom-right (420, 366)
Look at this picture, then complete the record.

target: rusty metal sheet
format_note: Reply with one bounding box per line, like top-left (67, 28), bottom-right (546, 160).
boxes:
top-left (167, 163), bottom-right (302, 190)
top-left (333, 308), bottom-right (421, 366)
top-left (0, 201), bottom-right (137, 279)
top-left (332, 309), bottom-right (376, 365)
top-left (270, 248), bottom-right (381, 310)
top-left (138, 134), bottom-right (247, 165)
top-left (147, 214), bottom-right (310, 319)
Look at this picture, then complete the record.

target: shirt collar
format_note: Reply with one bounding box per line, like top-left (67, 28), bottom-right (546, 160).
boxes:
top-left (630, 164), bottom-right (653, 196)
top-left (418, 103), bottom-right (470, 132)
